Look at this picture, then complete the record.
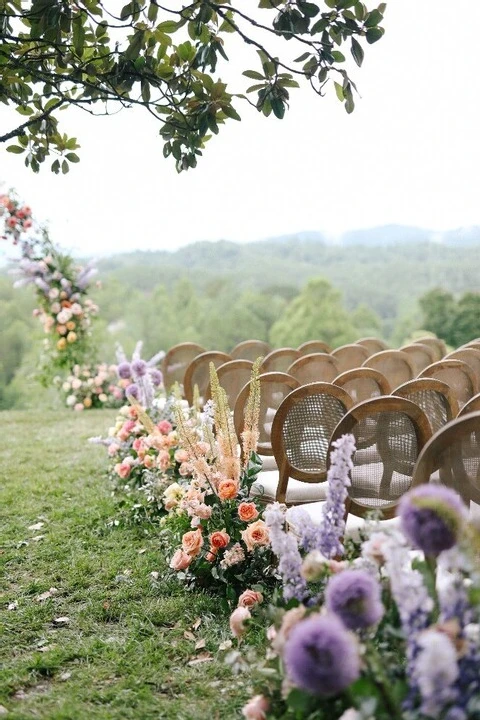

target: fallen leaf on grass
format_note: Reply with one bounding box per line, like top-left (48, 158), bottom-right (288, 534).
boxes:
top-left (0, 704), bottom-right (8, 715)
top-left (194, 639), bottom-right (206, 650)
top-left (138, 548), bottom-right (146, 555)
top-left (7, 602), bottom-right (18, 611)
top-left (150, 571), bottom-right (159, 580)
top-left (36, 588), bottom-right (58, 602)
top-left (187, 652), bottom-right (213, 666)
top-left (192, 617), bottom-right (202, 631)
top-left (38, 645), bottom-right (55, 653)
top-left (52, 617), bottom-right (70, 626)
top-left (31, 535), bottom-right (44, 542)
top-left (59, 672), bottom-right (71, 681)
top-left (183, 631), bottom-right (195, 641)
top-left (28, 522), bottom-right (45, 531)
top-left (218, 640), bottom-right (233, 651)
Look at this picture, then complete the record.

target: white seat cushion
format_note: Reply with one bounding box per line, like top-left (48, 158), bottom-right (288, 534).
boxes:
top-left (259, 454), bottom-right (277, 471)
top-left (296, 501), bottom-right (400, 540)
top-left (251, 470), bottom-right (328, 504)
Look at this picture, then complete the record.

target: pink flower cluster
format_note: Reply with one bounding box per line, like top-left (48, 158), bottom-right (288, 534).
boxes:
top-left (0, 193), bottom-right (33, 242)
top-left (58, 363), bottom-right (125, 411)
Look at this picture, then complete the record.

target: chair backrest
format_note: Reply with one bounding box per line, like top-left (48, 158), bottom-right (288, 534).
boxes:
top-left (162, 342), bottom-right (206, 391)
top-left (183, 351), bottom-right (232, 405)
top-left (355, 337), bottom-right (388, 356)
top-left (457, 393), bottom-right (480, 418)
top-left (230, 339), bottom-right (271, 361)
top-left (414, 336), bottom-right (447, 361)
top-left (259, 348), bottom-right (300, 374)
top-left (333, 367), bottom-right (391, 404)
top-left (445, 348), bottom-right (480, 385)
top-left (362, 349), bottom-right (416, 388)
top-left (297, 340), bottom-right (332, 355)
top-left (233, 372), bottom-right (300, 457)
top-left (328, 396), bottom-right (432, 518)
top-left (419, 359), bottom-right (478, 407)
top-left (400, 343), bottom-right (436, 374)
top-left (412, 412), bottom-right (480, 505)
top-left (393, 377), bottom-right (458, 435)
top-left (462, 340), bottom-right (480, 352)
top-left (330, 343), bottom-right (370, 374)
top-left (288, 353), bottom-right (340, 385)
top-left (204, 359), bottom-right (254, 408)
top-left (272, 382), bottom-right (353, 503)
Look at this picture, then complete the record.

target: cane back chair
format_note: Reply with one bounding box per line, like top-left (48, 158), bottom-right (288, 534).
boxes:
top-left (230, 339), bottom-right (270, 361)
top-left (419, 359), bottom-right (477, 408)
top-left (288, 353), bottom-right (340, 385)
top-left (331, 343), bottom-right (370, 374)
top-left (204, 359), bottom-right (254, 409)
top-left (333, 367), bottom-right (391, 405)
top-left (362, 350), bottom-right (416, 389)
top-left (259, 348), bottom-right (300, 374)
top-left (183, 351), bottom-right (231, 406)
top-left (355, 337), bottom-right (388, 356)
top-left (392, 377), bottom-right (459, 435)
top-left (162, 342), bottom-right (205, 391)
top-left (400, 343), bottom-right (436, 375)
top-left (297, 340), bottom-right (331, 355)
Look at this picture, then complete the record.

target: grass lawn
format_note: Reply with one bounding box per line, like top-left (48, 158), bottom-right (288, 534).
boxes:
top-left (1, 410), bottom-right (252, 719)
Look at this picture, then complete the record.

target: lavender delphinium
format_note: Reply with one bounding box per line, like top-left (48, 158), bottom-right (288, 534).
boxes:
top-left (318, 433), bottom-right (356, 558)
top-left (286, 506), bottom-right (323, 553)
top-left (325, 569), bottom-right (384, 630)
top-left (414, 630), bottom-right (459, 717)
top-left (126, 383), bottom-right (139, 399)
top-left (398, 485), bottom-right (468, 557)
top-left (264, 503), bottom-right (307, 602)
top-left (117, 362), bottom-right (132, 379)
top-left (115, 342), bottom-right (165, 409)
top-left (284, 613), bottom-right (360, 696)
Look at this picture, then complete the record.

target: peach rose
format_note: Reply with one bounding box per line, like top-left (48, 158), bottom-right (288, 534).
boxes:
top-left (229, 606), bottom-right (251, 639)
top-left (242, 695), bottom-right (269, 720)
top-left (179, 462), bottom-right (193, 477)
top-left (218, 479), bottom-right (239, 501)
top-left (195, 503), bottom-right (213, 520)
top-left (143, 454), bottom-right (155, 469)
top-left (169, 549), bottom-right (193, 571)
top-left (114, 462), bottom-right (131, 479)
top-left (181, 528), bottom-right (203, 557)
top-left (174, 448), bottom-right (189, 464)
top-left (238, 502), bottom-right (259, 522)
top-left (238, 589), bottom-right (263, 608)
top-left (209, 530), bottom-right (230, 549)
top-left (241, 520), bottom-right (270, 552)
top-left (206, 549), bottom-right (217, 563)
top-left (156, 449), bottom-right (171, 471)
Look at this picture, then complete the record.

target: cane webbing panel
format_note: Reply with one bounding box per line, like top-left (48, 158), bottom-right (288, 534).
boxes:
top-left (424, 368), bottom-right (474, 407)
top-left (341, 377), bottom-right (384, 404)
top-left (282, 395), bottom-right (346, 472)
top-left (349, 412), bottom-right (418, 508)
top-left (406, 389), bottom-right (448, 435)
top-left (289, 356), bottom-right (339, 385)
top-left (365, 355), bottom-right (413, 388)
top-left (332, 345), bottom-right (370, 374)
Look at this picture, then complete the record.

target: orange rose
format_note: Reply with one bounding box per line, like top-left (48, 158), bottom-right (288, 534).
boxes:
top-left (209, 530), bottom-right (230, 549)
top-left (238, 589), bottom-right (263, 608)
top-left (181, 528), bottom-right (203, 557)
top-left (238, 502), bottom-right (259, 522)
top-left (241, 520), bottom-right (270, 552)
top-left (218, 479), bottom-right (239, 501)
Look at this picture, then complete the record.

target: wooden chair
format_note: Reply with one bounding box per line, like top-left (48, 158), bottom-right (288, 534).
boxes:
top-left (419, 359), bottom-right (477, 408)
top-left (259, 347), bottom-right (300, 374)
top-left (333, 367), bottom-right (391, 404)
top-left (457, 393), bottom-right (480, 418)
top-left (362, 349), bottom-right (416, 388)
top-left (288, 353), bottom-right (340, 385)
top-left (355, 337), bottom-right (388, 356)
top-left (183, 350), bottom-right (231, 406)
top-left (412, 412), bottom-right (480, 509)
top-left (400, 343), bottom-right (436, 375)
top-left (230, 339), bottom-right (270, 362)
top-left (414, 336), bottom-right (447, 361)
top-left (162, 342), bottom-right (205, 391)
top-left (460, 340), bottom-right (480, 352)
top-left (330, 343), bottom-right (370, 374)
top-left (445, 347), bottom-right (480, 384)
top-left (234, 371), bottom-right (300, 469)
top-left (204, 359), bottom-right (253, 409)
top-left (393, 377), bottom-right (458, 435)
top-left (251, 383), bottom-right (352, 505)
top-left (297, 340), bottom-right (331, 355)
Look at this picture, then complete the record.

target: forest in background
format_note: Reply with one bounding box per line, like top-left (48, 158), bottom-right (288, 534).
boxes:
top-left (2, 235), bottom-right (480, 409)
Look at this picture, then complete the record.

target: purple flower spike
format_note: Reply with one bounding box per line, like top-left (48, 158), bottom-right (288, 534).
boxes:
top-left (284, 614), bottom-right (360, 696)
top-left (150, 369), bottom-right (163, 387)
top-left (125, 383), bottom-right (139, 399)
top-left (117, 362), bottom-right (131, 379)
top-left (398, 484), bottom-right (467, 557)
top-left (325, 569), bottom-right (384, 630)
top-left (131, 359), bottom-right (147, 377)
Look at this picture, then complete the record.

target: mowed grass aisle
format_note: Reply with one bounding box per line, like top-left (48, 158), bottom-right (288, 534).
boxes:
top-left (1, 410), bottom-right (249, 720)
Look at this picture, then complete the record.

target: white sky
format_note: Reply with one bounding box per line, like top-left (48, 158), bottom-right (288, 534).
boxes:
top-left (1, 0), bottom-right (480, 256)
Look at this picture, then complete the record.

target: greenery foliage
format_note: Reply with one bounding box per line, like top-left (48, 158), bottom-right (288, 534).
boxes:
top-left (420, 288), bottom-right (480, 348)
top-left (1, 0), bottom-right (386, 172)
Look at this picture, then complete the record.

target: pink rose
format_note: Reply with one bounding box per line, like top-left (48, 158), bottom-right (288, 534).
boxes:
top-left (229, 606), bottom-right (251, 639)
top-left (132, 438), bottom-right (144, 453)
top-left (174, 448), bottom-right (189, 464)
top-left (242, 695), bottom-right (269, 720)
top-left (107, 443), bottom-right (120, 457)
top-left (238, 590), bottom-right (263, 608)
top-left (114, 462), bottom-right (131, 479)
top-left (179, 462), bottom-right (193, 477)
top-left (157, 420), bottom-right (173, 435)
top-left (195, 503), bottom-right (212, 520)
top-left (143, 454), bottom-right (155, 469)
top-left (156, 450), bottom-right (171, 471)
top-left (169, 549), bottom-right (193, 571)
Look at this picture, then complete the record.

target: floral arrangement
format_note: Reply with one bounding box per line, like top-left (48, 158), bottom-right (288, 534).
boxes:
top-left (55, 363), bottom-right (125, 411)
top-left (231, 435), bottom-right (480, 720)
top-left (0, 192), bottom-right (33, 240)
top-left (161, 360), bottom-right (275, 602)
top-left (115, 341), bottom-right (165, 408)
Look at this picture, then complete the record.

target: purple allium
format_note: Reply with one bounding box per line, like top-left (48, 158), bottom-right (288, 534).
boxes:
top-left (284, 613), bottom-right (360, 696)
top-left (150, 368), bottom-right (163, 387)
top-left (131, 359), bottom-right (147, 377)
top-left (398, 485), bottom-right (467, 557)
top-left (125, 383), bottom-right (139, 399)
top-left (325, 569), bottom-right (384, 630)
top-left (117, 362), bottom-right (131, 379)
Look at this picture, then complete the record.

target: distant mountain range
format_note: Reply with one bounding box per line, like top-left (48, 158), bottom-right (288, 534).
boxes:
top-left (266, 224), bottom-right (480, 247)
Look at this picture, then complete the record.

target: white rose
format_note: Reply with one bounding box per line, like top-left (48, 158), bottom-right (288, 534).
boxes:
top-left (66, 394), bottom-right (76, 406)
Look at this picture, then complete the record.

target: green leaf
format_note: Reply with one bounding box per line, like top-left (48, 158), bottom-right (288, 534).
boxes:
top-left (351, 36), bottom-right (364, 66)
top-left (156, 20), bottom-right (179, 33)
top-left (242, 69), bottom-right (265, 80)
top-left (61, 159), bottom-right (69, 174)
top-left (221, 105), bottom-right (241, 121)
top-left (271, 97), bottom-right (285, 119)
top-left (147, 1), bottom-right (158, 23)
top-left (141, 79), bottom-right (150, 102)
top-left (365, 8), bottom-right (383, 26)
top-left (366, 26), bottom-right (384, 43)
top-left (51, 158), bottom-right (60, 173)
top-left (120, 2), bottom-right (133, 20)
top-left (65, 152), bottom-right (80, 163)
top-left (334, 81), bottom-right (344, 101)
top-left (331, 50), bottom-right (346, 62)
top-left (297, 1), bottom-right (319, 18)
top-left (6, 145), bottom-right (25, 154)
